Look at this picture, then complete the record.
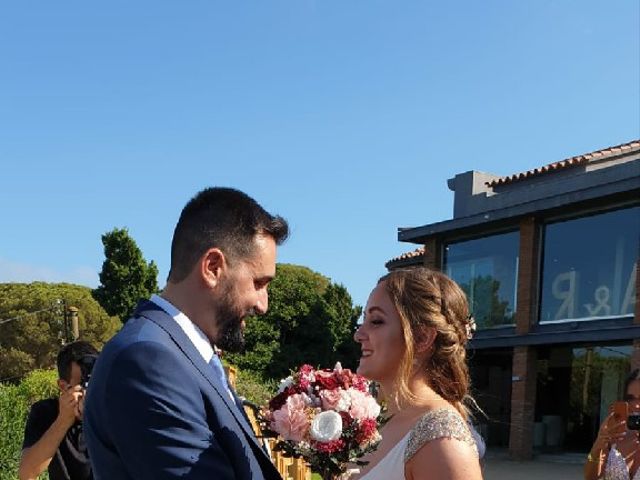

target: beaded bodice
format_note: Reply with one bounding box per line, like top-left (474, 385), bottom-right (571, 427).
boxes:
top-left (357, 408), bottom-right (478, 479)
top-left (604, 446), bottom-right (640, 480)
top-left (404, 408), bottom-right (478, 461)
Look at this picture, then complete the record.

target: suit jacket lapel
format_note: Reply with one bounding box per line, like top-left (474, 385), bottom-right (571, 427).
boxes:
top-left (231, 390), bottom-right (254, 427)
top-left (133, 301), bottom-right (267, 458)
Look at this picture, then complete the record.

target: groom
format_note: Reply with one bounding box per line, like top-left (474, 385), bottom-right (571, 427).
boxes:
top-left (84, 187), bottom-right (288, 480)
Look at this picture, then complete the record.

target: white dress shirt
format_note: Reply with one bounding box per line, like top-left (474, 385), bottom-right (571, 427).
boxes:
top-left (150, 294), bottom-right (215, 364)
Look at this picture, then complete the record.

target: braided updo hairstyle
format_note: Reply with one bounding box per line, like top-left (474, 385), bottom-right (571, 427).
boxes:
top-left (378, 267), bottom-right (474, 416)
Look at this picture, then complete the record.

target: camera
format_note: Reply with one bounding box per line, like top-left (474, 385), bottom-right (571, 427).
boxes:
top-left (78, 354), bottom-right (98, 389)
top-left (628, 414), bottom-right (640, 431)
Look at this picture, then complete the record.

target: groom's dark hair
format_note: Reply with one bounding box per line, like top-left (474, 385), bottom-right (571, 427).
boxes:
top-left (168, 187), bottom-right (289, 283)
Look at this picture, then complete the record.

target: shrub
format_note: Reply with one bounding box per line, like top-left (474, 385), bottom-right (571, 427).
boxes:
top-left (16, 370), bottom-right (58, 406)
top-left (0, 383), bottom-right (28, 480)
top-left (0, 369), bottom-right (56, 480)
top-left (233, 368), bottom-right (277, 407)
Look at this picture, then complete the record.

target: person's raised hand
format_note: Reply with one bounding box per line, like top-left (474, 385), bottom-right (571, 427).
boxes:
top-left (595, 408), bottom-right (628, 449)
top-left (57, 385), bottom-right (83, 428)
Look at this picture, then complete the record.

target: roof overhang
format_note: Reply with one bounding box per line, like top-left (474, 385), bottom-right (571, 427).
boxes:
top-left (399, 161), bottom-right (640, 244)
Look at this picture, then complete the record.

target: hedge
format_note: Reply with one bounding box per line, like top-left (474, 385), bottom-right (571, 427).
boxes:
top-left (0, 369), bottom-right (57, 480)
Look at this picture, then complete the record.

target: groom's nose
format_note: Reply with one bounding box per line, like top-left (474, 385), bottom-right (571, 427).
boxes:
top-left (255, 288), bottom-right (268, 315)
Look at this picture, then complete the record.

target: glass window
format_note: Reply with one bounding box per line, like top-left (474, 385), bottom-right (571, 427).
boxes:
top-left (445, 231), bottom-right (519, 328)
top-left (540, 206), bottom-right (639, 323)
top-left (536, 344), bottom-right (632, 452)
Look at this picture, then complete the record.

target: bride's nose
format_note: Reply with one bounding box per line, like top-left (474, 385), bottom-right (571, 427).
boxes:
top-left (353, 325), bottom-right (365, 342)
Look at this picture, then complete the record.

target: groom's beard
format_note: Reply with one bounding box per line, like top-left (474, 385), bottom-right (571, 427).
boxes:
top-left (214, 291), bottom-right (252, 353)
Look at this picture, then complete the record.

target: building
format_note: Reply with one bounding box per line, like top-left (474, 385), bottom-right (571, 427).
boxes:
top-left (388, 140), bottom-right (640, 460)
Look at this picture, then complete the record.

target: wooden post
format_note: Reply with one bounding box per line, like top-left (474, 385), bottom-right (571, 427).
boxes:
top-left (225, 365), bottom-right (237, 388)
top-left (68, 306), bottom-right (79, 341)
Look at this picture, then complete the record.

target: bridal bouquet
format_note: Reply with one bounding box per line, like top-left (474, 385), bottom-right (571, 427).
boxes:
top-left (263, 362), bottom-right (383, 480)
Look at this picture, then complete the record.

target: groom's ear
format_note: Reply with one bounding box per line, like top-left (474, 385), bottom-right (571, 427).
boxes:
top-left (200, 248), bottom-right (226, 289)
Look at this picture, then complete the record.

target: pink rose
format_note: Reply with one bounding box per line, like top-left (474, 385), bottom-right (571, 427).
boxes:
top-left (299, 364), bottom-right (315, 376)
top-left (271, 393), bottom-right (311, 442)
top-left (319, 388), bottom-right (350, 412)
top-left (350, 374), bottom-right (368, 392)
top-left (348, 389), bottom-right (381, 421)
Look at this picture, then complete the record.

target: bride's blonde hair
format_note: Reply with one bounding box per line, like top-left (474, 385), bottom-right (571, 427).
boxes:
top-left (378, 267), bottom-right (473, 417)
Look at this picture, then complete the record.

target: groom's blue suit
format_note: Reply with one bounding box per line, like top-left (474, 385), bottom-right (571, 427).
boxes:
top-left (84, 300), bottom-right (281, 480)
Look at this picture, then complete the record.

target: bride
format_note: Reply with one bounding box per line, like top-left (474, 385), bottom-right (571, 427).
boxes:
top-left (351, 267), bottom-right (483, 480)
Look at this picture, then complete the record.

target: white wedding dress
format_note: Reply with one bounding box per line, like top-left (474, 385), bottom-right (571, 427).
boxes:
top-left (358, 408), bottom-right (479, 480)
top-left (603, 446), bottom-right (640, 480)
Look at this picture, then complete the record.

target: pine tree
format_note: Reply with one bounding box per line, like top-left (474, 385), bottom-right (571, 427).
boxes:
top-left (93, 228), bottom-right (159, 323)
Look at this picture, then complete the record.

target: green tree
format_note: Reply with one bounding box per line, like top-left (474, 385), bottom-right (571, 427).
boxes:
top-left (460, 275), bottom-right (511, 328)
top-left (93, 228), bottom-right (159, 323)
top-left (226, 264), bottom-right (362, 382)
top-left (323, 283), bottom-right (363, 364)
top-left (0, 282), bottom-right (120, 381)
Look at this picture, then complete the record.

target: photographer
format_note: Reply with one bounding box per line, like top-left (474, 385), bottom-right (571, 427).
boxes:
top-left (18, 341), bottom-right (98, 480)
top-left (584, 368), bottom-right (640, 480)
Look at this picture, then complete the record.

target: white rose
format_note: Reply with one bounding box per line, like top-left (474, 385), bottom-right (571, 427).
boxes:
top-left (277, 376), bottom-right (294, 394)
top-left (335, 390), bottom-right (351, 412)
top-left (309, 410), bottom-right (343, 442)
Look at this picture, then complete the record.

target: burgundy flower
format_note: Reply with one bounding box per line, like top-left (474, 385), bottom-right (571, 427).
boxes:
top-left (339, 411), bottom-right (354, 428)
top-left (335, 368), bottom-right (355, 388)
top-left (355, 418), bottom-right (378, 444)
top-left (315, 371), bottom-right (340, 390)
top-left (312, 438), bottom-right (345, 454)
top-left (269, 387), bottom-right (295, 411)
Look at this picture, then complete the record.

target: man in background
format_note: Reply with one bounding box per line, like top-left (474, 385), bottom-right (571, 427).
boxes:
top-left (19, 341), bottom-right (98, 480)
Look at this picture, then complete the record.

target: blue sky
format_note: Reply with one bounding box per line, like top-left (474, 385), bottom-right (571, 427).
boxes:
top-left (1, 1), bottom-right (638, 309)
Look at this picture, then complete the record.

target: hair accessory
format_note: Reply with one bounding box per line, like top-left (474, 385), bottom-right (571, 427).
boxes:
top-left (465, 314), bottom-right (477, 340)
